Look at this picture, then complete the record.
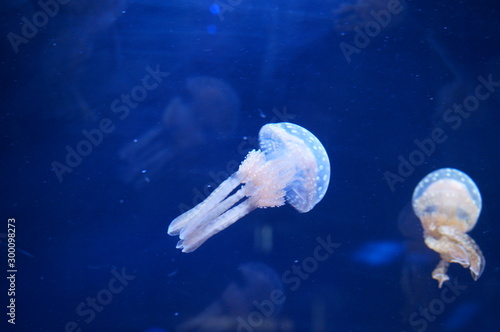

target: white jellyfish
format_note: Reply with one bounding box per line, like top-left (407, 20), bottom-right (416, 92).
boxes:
top-left (168, 122), bottom-right (331, 252)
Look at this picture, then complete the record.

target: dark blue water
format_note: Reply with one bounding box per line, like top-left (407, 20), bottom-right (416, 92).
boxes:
top-left (1, 0), bottom-right (499, 331)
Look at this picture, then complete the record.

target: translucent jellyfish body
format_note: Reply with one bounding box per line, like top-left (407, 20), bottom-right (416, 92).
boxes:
top-left (168, 122), bottom-right (331, 252)
top-left (412, 168), bottom-right (485, 287)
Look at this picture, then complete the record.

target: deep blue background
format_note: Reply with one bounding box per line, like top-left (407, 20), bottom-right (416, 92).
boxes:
top-left (1, 0), bottom-right (499, 331)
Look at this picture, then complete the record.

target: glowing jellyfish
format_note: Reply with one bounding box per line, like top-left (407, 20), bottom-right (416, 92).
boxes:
top-left (412, 168), bottom-right (485, 287)
top-left (168, 122), bottom-right (331, 252)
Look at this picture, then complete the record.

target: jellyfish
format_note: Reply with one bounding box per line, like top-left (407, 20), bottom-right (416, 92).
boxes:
top-left (412, 168), bottom-right (485, 287)
top-left (168, 122), bottom-right (331, 253)
top-left (39, 1), bottom-right (128, 120)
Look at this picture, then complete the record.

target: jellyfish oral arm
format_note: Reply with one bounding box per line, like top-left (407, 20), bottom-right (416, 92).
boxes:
top-left (168, 173), bottom-right (250, 253)
top-left (168, 174), bottom-right (241, 236)
top-left (424, 233), bottom-right (468, 288)
top-left (423, 225), bottom-right (485, 287)
top-left (436, 225), bottom-right (485, 280)
top-left (176, 196), bottom-right (257, 253)
top-left (431, 260), bottom-right (450, 288)
top-left (168, 149), bottom-right (291, 253)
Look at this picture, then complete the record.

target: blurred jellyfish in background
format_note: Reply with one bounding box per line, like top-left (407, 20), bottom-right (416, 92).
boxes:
top-left (332, 0), bottom-right (406, 34)
top-left (427, 33), bottom-right (479, 131)
top-left (176, 262), bottom-right (284, 332)
top-left (425, 32), bottom-right (496, 170)
top-left (119, 76), bottom-right (240, 187)
top-left (40, 1), bottom-right (129, 121)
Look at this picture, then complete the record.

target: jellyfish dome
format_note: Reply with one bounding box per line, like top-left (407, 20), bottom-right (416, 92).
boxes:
top-left (258, 122), bottom-right (330, 212)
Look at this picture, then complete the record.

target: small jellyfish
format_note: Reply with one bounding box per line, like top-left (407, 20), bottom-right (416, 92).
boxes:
top-left (168, 122), bottom-right (331, 253)
top-left (412, 168), bottom-right (485, 288)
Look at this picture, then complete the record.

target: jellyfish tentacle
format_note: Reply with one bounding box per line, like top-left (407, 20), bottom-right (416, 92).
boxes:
top-left (178, 197), bottom-right (257, 253)
top-left (432, 260), bottom-right (450, 288)
top-left (437, 225), bottom-right (485, 279)
top-left (168, 175), bottom-right (241, 235)
top-left (424, 235), bottom-right (469, 266)
top-left (469, 246), bottom-right (485, 281)
top-left (179, 187), bottom-right (247, 242)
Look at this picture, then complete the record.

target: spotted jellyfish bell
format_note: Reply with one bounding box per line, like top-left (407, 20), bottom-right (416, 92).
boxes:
top-left (412, 168), bottom-right (485, 287)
